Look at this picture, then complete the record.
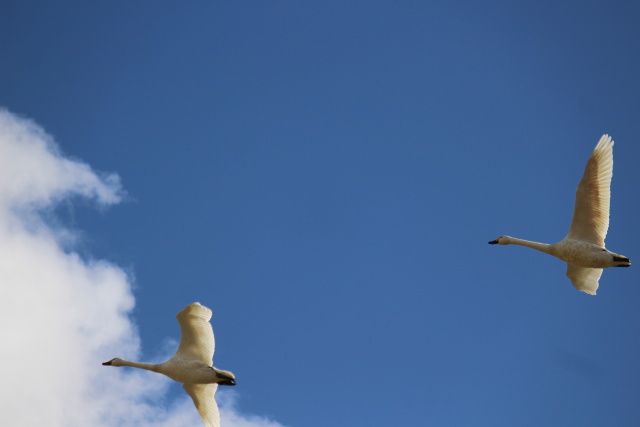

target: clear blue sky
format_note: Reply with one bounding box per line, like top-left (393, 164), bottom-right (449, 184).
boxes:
top-left (2, 1), bottom-right (640, 426)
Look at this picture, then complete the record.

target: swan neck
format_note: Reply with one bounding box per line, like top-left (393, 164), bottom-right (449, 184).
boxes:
top-left (119, 360), bottom-right (161, 372)
top-left (505, 237), bottom-right (552, 254)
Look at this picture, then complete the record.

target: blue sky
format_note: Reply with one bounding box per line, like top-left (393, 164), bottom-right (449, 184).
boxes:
top-left (2, 1), bottom-right (640, 426)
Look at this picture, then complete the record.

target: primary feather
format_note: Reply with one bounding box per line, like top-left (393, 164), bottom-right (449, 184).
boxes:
top-left (176, 302), bottom-right (215, 365)
top-left (566, 134), bottom-right (614, 246)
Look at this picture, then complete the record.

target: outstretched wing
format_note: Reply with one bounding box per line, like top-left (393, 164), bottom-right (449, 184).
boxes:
top-left (566, 263), bottom-right (602, 295)
top-left (183, 383), bottom-right (220, 427)
top-left (566, 135), bottom-right (614, 246)
top-left (175, 302), bottom-right (215, 364)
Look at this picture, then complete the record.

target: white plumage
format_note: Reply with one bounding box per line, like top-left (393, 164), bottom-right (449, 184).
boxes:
top-left (103, 302), bottom-right (236, 427)
top-left (489, 135), bottom-right (630, 295)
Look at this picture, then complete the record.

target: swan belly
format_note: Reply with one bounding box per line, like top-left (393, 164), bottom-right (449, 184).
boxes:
top-left (158, 359), bottom-right (218, 384)
top-left (552, 240), bottom-right (618, 268)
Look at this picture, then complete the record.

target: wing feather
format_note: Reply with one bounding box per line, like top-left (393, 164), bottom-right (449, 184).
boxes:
top-left (566, 264), bottom-right (602, 295)
top-left (566, 134), bottom-right (614, 246)
top-left (175, 302), bottom-right (215, 364)
top-left (183, 383), bottom-right (220, 427)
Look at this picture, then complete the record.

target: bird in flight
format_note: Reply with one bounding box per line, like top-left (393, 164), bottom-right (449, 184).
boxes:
top-left (103, 302), bottom-right (235, 427)
top-left (489, 134), bottom-right (630, 295)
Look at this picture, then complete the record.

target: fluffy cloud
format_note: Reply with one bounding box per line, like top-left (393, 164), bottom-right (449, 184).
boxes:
top-left (0, 109), bottom-right (285, 427)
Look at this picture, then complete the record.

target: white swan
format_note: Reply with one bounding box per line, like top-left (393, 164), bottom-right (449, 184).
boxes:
top-left (489, 134), bottom-right (630, 295)
top-left (103, 302), bottom-right (235, 427)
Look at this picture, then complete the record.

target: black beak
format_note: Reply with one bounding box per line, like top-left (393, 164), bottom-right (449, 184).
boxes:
top-left (102, 361), bottom-right (112, 366)
top-left (488, 240), bottom-right (499, 244)
top-left (221, 378), bottom-right (236, 386)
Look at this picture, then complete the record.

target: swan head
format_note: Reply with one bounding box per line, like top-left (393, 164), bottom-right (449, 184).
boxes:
top-left (214, 368), bottom-right (236, 386)
top-left (102, 358), bottom-right (125, 367)
top-left (488, 236), bottom-right (511, 245)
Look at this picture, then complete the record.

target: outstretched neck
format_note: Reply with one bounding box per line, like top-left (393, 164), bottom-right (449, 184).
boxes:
top-left (502, 236), bottom-right (552, 254)
top-left (118, 360), bottom-right (161, 372)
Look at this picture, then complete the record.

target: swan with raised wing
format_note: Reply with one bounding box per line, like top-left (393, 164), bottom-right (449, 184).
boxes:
top-left (489, 134), bottom-right (630, 295)
top-left (103, 302), bottom-right (235, 427)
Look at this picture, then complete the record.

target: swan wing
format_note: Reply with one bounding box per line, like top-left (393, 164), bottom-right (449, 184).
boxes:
top-left (183, 383), bottom-right (220, 427)
top-left (566, 134), bottom-right (614, 246)
top-left (566, 264), bottom-right (602, 295)
top-left (175, 302), bottom-right (215, 365)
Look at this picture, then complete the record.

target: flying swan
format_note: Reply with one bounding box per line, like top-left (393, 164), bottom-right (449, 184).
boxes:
top-left (103, 302), bottom-right (235, 427)
top-left (489, 134), bottom-right (630, 295)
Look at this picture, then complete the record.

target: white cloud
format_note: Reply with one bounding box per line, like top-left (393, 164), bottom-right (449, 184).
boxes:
top-left (0, 109), bottom-right (286, 427)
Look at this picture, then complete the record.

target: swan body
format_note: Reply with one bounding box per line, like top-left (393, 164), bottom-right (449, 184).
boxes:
top-left (489, 135), bottom-right (630, 295)
top-left (104, 357), bottom-right (233, 384)
top-left (490, 236), bottom-right (629, 269)
top-left (103, 302), bottom-right (235, 427)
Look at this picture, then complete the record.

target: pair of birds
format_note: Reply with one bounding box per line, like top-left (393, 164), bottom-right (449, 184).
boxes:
top-left (103, 135), bottom-right (631, 427)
